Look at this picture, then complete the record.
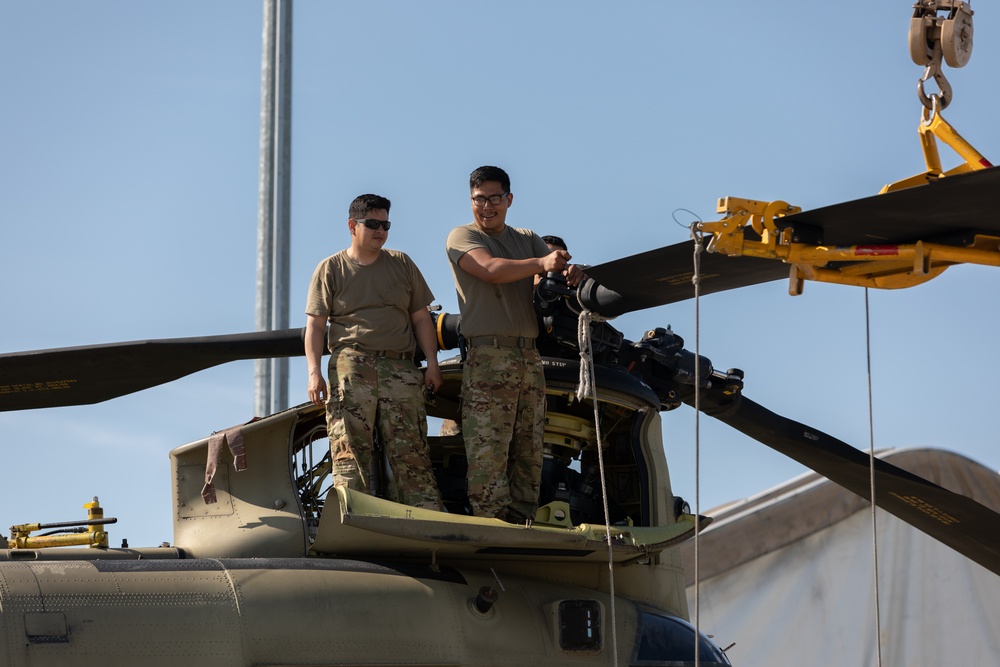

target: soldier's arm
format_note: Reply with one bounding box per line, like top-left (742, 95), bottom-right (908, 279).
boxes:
top-left (458, 247), bottom-right (570, 285)
top-left (305, 314), bottom-right (328, 406)
top-left (411, 308), bottom-right (442, 391)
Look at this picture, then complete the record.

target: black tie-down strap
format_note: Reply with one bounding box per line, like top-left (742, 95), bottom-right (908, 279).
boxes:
top-left (201, 419), bottom-right (258, 504)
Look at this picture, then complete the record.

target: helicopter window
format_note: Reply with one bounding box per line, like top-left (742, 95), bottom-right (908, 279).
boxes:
top-left (632, 606), bottom-right (732, 665)
top-left (557, 599), bottom-right (603, 652)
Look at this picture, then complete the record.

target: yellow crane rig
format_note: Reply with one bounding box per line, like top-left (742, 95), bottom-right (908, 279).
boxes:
top-left (697, 0), bottom-right (997, 296)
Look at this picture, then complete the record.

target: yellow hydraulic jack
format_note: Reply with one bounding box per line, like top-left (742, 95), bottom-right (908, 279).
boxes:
top-left (696, 0), bottom-right (998, 296)
top-left (8, 497), bottom-right (116, 549)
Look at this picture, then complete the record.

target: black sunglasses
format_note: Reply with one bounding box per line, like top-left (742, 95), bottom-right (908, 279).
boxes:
top-left (355, 218), bottom-right (391, 231)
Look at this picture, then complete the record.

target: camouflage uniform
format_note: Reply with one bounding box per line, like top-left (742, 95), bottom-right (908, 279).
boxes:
top-left (327, 346), bottom-right (442, 510)
top-left (461, 344), bottom-right (546, 519)
top-left (446, 223), bottom-right (553, 521)
top-left (307, 248), bottom-right (443, 511)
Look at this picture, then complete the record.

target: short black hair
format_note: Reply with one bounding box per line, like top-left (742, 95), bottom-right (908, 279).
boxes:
top-left (541, 235), bottom-right (567, 251)
top-left (469, 165), bottom-right (510, 193)
top-left (349, 194), bottom-right (391, 219)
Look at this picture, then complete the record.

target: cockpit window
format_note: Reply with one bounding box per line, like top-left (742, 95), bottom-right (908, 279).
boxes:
top-left (632, 606), bottom-right (732, 665)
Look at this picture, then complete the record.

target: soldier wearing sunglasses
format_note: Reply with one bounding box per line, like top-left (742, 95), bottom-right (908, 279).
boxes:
top-left (305, 193), bottom-right (443, 511)
top-left (445, 166), bottom-right (585, 522)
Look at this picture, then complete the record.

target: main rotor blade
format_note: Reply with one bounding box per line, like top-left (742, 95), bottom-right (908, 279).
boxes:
top-left (707, 395), bottom-right (1000, 577)
top-left (0, 329), bottom-right (307, 412)
top-left (581, 239), bottom-right (789, 317)
top-left (583, 166), bottom-right (1000, 317)
top-left (779, 165), bottom-right (1000, 244)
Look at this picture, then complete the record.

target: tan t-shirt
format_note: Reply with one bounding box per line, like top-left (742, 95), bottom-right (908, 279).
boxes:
top-left (445, 224), bottom-right (550, 338)
top-left (305, 249), bottom-right (434, 353)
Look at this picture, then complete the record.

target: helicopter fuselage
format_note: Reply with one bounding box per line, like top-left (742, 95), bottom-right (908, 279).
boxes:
top-left (1, 345), bottom-right (730, 666)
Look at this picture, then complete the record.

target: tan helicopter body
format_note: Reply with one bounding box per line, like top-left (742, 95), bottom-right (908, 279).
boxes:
top-left (1, 351), bottom-right (730, 666)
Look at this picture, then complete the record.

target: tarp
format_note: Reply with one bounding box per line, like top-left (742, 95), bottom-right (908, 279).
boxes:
top-left (680, 448), bottom-right (1000, 666)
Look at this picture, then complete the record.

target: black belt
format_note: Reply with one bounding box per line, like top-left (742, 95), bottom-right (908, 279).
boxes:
top-left (339, 345), bottom-right (412, 360)
top-left (466, 335), bottom-right (536, 349)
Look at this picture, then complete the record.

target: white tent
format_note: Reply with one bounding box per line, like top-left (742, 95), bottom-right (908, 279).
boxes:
top-left (680, 448), bottom-right (1000, 666)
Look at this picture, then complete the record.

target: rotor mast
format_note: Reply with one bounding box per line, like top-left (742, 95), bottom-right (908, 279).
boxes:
top-left (255, 0), bottom-right (293, 416)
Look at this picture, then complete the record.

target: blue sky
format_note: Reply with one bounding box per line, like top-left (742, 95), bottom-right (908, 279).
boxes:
top-left (2, 2), bottom-right (998, 551)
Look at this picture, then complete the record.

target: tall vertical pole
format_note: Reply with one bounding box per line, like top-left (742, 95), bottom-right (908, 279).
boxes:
top-left (255, 0), bottom-right (293, 416)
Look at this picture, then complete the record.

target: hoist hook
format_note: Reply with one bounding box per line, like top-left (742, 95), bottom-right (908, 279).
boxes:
top-left (918, 56), bottom-right (952, 110)
top-left (909, 0), bottom-right (974, 110)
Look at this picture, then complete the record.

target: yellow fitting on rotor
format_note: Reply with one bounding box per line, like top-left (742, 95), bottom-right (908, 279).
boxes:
top-left (700, 198), bottom-right (800, 259)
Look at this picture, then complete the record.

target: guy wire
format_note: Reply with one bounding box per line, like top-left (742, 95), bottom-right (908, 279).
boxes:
top-left (690, 224), bottom-right (703, 667)
top-left (865, 288), bottom-right (884, 667)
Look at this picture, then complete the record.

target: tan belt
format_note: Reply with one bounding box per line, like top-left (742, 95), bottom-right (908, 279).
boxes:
top-left (466, 335), bottom-right (536, 349)
top-left (339, 345), bottom-right (412, 360)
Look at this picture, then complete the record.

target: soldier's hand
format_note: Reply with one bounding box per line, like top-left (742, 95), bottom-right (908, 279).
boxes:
top-left (308, 372), bottom-right (327, 407)
top-left (424, 365), bottom-right (443, 393)
top-left (565, 264), bottom-right (587, 287)
top-left (541, 249), bottom-right (570, 274)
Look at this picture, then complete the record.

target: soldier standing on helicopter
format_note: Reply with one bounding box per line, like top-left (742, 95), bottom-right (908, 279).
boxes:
top-left (439, 233), bottom-right (576, 438)
top-left (305, 193), bottom-right (444, 511)
top-left (446, 166), bottom-right (584, 521)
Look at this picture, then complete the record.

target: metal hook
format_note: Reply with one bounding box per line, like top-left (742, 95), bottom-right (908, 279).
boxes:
top-left (918, 59), bottom-right (952, 110)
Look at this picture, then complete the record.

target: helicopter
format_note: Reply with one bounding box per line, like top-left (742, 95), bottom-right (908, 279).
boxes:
top-left (4, 143), bottom-right (1000, 663)
top-left (1, 1), bottom-right (1000, 664)
top-left (0, 281), bottom-right (736, 665)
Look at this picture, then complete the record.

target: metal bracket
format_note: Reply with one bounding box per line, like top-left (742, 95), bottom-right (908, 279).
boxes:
top-left (881, 104), bottom-right (993, 194)
top-left (699, 197), bottom-right (800, 259)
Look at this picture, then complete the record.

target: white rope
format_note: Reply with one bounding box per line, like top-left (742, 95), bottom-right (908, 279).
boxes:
top-left (864, 288), bottom-right (884, 667)
top-left (575, 301), bottom-right (618, 667)
top-left (576, 311), bottom-right (596, 403)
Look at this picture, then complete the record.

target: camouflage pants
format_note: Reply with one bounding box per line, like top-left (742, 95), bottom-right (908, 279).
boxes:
top-left (461, 345), bottom-right (546, 519)
top-left (326, 347), bottom-right (443, 511)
